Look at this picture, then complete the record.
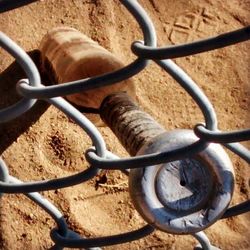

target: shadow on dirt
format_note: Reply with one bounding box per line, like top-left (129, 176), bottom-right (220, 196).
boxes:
top-left (0, 50), bottom-right (50, 154)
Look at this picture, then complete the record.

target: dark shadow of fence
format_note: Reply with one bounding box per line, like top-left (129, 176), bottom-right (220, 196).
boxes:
top-left (0, 50), bottom-right (50, 154)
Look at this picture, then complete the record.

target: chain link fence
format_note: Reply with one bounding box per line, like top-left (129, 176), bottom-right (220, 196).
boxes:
top-left (0, 0), bottom-right (249, 249)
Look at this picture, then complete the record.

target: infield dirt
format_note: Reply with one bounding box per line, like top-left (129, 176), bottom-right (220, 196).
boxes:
top-left (0, 0), bottom-right (249, 249)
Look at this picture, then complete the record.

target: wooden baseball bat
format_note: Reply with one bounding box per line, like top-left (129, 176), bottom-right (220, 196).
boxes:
top-left (39, 27), bottom-right (234, 235)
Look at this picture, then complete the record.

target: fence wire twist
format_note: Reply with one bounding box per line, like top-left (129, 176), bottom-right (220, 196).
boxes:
top-left (0, 0), bottom-right (249, 249)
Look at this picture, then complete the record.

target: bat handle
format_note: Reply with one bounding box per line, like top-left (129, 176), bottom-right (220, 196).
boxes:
top-left (100, 92), bottom-right (165, 156)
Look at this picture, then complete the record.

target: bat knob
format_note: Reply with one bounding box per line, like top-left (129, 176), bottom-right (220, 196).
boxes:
top-left (129, 129), bottom-right (234, 234)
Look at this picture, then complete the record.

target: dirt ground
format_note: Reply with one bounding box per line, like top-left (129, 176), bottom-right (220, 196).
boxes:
top-left (0, 0), bottom-right (249, 249)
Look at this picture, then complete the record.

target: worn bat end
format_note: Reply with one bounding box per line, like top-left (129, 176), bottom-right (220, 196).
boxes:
top-left (39, 26), bottom-right (136, 114)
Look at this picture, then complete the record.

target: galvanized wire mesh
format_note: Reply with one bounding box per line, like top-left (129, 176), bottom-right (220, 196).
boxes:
top-left (0, 0), bottom-right (249, 249)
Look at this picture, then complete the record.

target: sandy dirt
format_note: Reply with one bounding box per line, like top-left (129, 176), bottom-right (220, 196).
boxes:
top-left (0, 0), bottom-right (249, 249)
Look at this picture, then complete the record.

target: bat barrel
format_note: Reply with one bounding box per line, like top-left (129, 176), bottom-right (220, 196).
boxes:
top-left (39, 27), bottom-right (136, 112)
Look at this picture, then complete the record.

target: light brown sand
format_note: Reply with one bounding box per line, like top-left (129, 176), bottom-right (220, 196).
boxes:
top-left (0, 0), bottom-right (249, 249)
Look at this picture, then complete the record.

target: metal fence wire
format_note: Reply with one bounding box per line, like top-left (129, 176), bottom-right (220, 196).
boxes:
top-left (0, 0), bottom-right (250, 249)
